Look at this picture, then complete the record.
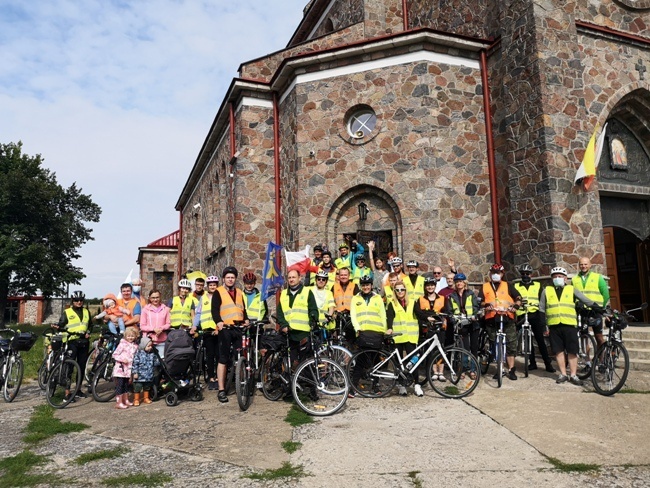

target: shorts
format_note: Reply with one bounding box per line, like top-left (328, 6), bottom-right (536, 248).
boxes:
top-left (485, 318), bottom-right (517, 356)
top-left (548, 325), bottom-right (579, 355)
top-left (217, 327), bottom-right (242, 364)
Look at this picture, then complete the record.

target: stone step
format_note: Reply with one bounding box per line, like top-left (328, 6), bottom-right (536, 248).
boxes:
top-left (625, 338), bottom-right (650, 350)
top-left (630, 359), bottom-right (650, 372)
top-left (628, 348), bottom-right (650, 361)
top-left (624, 326), bottom-right (650, 341)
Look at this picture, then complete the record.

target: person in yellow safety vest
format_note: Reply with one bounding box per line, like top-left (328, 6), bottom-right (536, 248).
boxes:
top-left (306, 244), bottom-right (324, 286)
top-left (331, 267), bottom-right (359, 343)
top-left (55, 290), bottom-right (91, 400)
top-left (382, 272), bottom-right (399, 305)
top-left (404, 260), bottom-right (425, 299)
top-left (310, 270), bottom-right (336, 331)
top-left (477, 263), bottom-right (522, 381)
top-left (572, 256), bottom-right (610, 349)
top-left (351, 254), bottom-right (373, 286)
top-left (414, 276), bottom-right (449, 382)
top-left (446, 273), bottom-right (481, 375)
top-left (349, 275), bottom-right (389, 396)
top-left (318, 250), bottom-right (338, 288)
top-left (241, 272), bottom-right (269, 323)
top-left (190, 275), bottom-right (220, 391)
top-left (169, 279), bottom-right (196, 329)
top-left (211, 266), bottom-right (248, 403)
top-left (539, 266), bottom-right (604, 386)
top-left (513, 264), bottom-right (555, 373)
top-left (387, 281), bottom-right (423, 397)
top-left (277, 269), bottom-right (319, 368)
top-left (334, 239), bottom-right (365, 273)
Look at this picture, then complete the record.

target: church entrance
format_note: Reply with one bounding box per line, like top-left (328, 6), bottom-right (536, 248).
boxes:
top-left (343, 230), bottom-right (393, 262)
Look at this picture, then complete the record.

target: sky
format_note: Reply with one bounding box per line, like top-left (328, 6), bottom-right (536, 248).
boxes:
top-left (0, 0), bottom-right (307, 298)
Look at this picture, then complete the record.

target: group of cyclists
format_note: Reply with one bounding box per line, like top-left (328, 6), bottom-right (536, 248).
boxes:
top-left (52, 238), bottom-right (610, 406)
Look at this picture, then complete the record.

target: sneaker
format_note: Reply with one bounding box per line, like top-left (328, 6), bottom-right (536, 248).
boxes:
top-left (398, 385), bottom-right (407, 396)
top-left (414, 384), bottom-right (424, 397)
top-left (438, 375), bottom-right (446, 383)
top-left (545, 363), bottom-right (556, 373)
top-left (75, 390), bottom-right (88, 398)
top-left (508, 368), bottom-right (517, 381)
top-left (528, 363), bottom-right (538, 371)
top-left (556, 374), bottom-right (568, 384)
top-left (217, 390), bottom-right (229, 403)
top-left (492, 371), bottom-right (505, 380)
top-left (570, 375), bottom-right (584, 386)
top-left (348, 390), bottom-right (356, 398)
top-left (598, 364), bottom-right (607, 374)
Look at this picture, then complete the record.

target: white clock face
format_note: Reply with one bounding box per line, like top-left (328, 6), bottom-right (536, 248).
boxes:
top-left (616, 0), bottom-right (650, 9)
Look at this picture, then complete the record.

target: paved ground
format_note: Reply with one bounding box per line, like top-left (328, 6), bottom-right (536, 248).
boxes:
top-left (1, 362), bottom-right (650, 487)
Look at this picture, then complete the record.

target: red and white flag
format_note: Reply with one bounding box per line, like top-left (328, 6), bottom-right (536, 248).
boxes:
top-left (284, 245), bottom-right (318, 275)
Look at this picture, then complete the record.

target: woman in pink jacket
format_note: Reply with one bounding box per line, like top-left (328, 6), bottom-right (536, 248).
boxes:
top-left (139, 289), bottom-right (171, 358)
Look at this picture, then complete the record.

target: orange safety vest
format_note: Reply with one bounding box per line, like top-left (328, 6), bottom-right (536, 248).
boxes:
top-left (482, 282), bottom-right (515, 320)
top-left (216, 286), bottom-right (245, 325)
top-left (418, 295), bottom-right (446, 313)
top-left (333, 282), bottom-right (355, 312)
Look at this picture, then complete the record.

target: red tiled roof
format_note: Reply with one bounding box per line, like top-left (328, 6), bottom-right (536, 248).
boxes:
top-left (145, 230), bottom-right (179, 248)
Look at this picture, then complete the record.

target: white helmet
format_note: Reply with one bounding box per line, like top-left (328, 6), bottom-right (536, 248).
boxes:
top-left (178, 279), bottom-right (192, 289)
top-left (550, 266), bottom-right (567, 276)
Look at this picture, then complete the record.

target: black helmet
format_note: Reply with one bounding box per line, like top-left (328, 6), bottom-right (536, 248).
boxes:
top-left (71, 290), bottom-right (85, 301)
top-left (519, 264), bottom-right (533, 274)
top-left (424, 276), bottom-right (437, 285)
top-left (222, 266), bottom-right (238, 278)
top-left (359, 275), bottom-right (373, 285)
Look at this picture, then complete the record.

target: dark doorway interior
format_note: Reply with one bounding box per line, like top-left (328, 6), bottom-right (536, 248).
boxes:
top-left (154, 272), bottom-right (175, 305)
top-left (343, 230), bottom-right (393, 263)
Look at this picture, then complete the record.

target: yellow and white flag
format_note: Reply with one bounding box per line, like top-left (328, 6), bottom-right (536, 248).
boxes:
top-left (574, 123), bottom-right (608, 191)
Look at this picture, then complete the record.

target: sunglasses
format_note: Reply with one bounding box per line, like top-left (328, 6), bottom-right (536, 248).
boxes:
top-left (394, 288), bottom-right (406, 292)
top-left (316, 277), bottom-right (328, 281)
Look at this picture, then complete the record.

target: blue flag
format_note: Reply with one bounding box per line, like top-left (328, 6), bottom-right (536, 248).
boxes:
top-left (261, 241), bottom-right (284, 301)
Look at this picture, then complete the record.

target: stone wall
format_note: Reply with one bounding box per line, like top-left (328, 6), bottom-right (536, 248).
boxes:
top-left (364, 0), bottom-right (404, 38)
top-left (408, 0), bottom-right (494, 39)
top-left (311, 0), bottom-right (364, 39)
top-left (578, 0), bottom-right (650, 36)
top-left (139, 250), bottom-right (178, 300)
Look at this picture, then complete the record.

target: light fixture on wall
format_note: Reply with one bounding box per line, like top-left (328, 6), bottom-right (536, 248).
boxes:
top-left (358, 202), bottom-right (369, 221)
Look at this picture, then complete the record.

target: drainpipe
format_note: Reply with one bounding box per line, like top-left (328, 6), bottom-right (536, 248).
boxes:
top-left (273, 92), bottom-right (282, 250)
top-left (480, 49), bottom-right (502, 263)
top-left (402, 0), bottom-right (409, 31)
top-left (178, 210), bottom-right (183, 279)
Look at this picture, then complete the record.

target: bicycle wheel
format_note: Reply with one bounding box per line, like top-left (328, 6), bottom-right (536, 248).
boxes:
top-left (496, 338), bottom-right (504, 388)
top-left (347, 349), bottom-right (397, 398)
top-left (577, 333), bottom-right (597, 380)
top-left (522, 329), bottom-right (531, 378)
top-left (37, 357), bottom-right (49, 391)
top-left (261, 351), bottom-right (286, 401)
top-left (235, 356), bottom-right (253, 411)
top-left (591, 343), bottom-right (629, 396)
top-left (292, 357), bottom-right (348, 416)
top-left (85, 346), bottom-right (102, 384)
top-left (3, 355), bottom-right (24, 402)
top-left (477, 332), bottom-right (490, 375)
top-left (430, 347), bottom-right (480, 399)
top-left (46, 359), bottom-right (82, 409)
top-left (91, 358), bottom-right (116, 402)
top-left (319, 344), bottom-right (352, 368)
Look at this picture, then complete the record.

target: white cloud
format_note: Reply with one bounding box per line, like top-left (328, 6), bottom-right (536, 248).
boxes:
top-left (0, 0), bottom-right (306, 298)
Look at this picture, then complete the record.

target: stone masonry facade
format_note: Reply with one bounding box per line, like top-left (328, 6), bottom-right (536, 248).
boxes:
top-left (176, 0), bottom-right (650, 289)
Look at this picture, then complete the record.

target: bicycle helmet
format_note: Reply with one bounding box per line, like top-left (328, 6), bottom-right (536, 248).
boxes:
top-left (392, 257), bottom-right (403, 265)
top-left (490, 263), bottom-right (505, 273)
top-left (206, 275), bottom-right (219, 284)
top-left (178, 279), bottom-right (192, 290)
top-left (407, 260), bottom-right (419, 267)
top-left (71, 290), bottom-right (85, 300)
top-left (359, 275), bottom-right (373, 285)
top-left (550, 266), bottom-right (567, 276)
top-left (338, 242), bottom-right (349, 249)
top-left (424, 276), bottom-right (437, 285)
top-left (519, 264), bottom-right (533, 274)
top-left (222, 266), bottom-right (238, 278)
top-left (355, 255), bottom-right (366, 263)
top-left (316, 270), bottom-right (330, 279)
top-left (453, 273), bottom-right (467, 281)
top-left (313, 244), bottom-right (323, 252)
top-left (322, 250), bottom-right (332, 258)
top-left (242, 272), bottom-right (257, 284)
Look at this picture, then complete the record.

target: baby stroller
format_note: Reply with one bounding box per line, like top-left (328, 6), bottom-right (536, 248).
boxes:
top-left (154, 329), bottom-right (203, 406)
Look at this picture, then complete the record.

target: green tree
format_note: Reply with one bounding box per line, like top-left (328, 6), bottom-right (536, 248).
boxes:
top-left (0, 142), bottom-right (101, 325)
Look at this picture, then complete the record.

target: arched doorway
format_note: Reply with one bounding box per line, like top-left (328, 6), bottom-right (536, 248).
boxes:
top-left (327, 184), bottom-right (402, 263)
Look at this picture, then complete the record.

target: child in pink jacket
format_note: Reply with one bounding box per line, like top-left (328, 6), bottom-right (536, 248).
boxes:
top-left (111, 327), bottom-right (139, 409)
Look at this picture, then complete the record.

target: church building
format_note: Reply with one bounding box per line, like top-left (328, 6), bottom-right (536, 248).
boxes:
top-left (176, 0), bottom-right (650, 319)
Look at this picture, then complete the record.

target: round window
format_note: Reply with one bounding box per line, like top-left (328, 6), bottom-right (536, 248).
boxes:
top-left (347, 108), bottom-right (377, 139)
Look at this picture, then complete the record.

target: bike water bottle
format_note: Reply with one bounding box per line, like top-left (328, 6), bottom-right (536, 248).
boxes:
top-left (406, 354), bottom-right (419, 371)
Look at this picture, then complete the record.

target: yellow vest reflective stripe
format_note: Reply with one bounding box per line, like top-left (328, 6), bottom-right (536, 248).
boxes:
top-left (391, 299), bottom-right (418, 344)
top-left (170, 296), bottom-right (195, 328)
top-left (200, 295), bottom-right (216, 330)
top-left (216, 287), bottom-right (245, 325)
top-left (544, 285), bottom-right (577, 326)
top-left (333, 283), bottom-right (355, 312)
top-left (404, 275), bottom-right (425, 299)
top-left (280, 288), bottom-right (311, 332)
top-left (450, 293), bottom-right (475, 316)
top-left (571, 273), bottom-right (603, 305)
top-left (309, 286), bottom-right (335, 330)
top-left (245, 293), bottom-right (264, 322)
top-left (65, 308), bottom-right (90, 334)
top-left (351, 294), bottom-right (386, 333)
top-left (514, 282), bottom-right (540, 316)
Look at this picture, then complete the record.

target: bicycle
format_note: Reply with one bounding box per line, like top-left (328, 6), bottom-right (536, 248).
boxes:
top-left (317, 314), bottom-right (353, 368)
top-left (0, 328), bottom-right (36, 402)
top-left (575, 310), bottom-right (598, 380)
top-left (261, 321), bottom-right (349, 416)
top-left (85, 329), bottom-right (121, 386)
top-left (37, 328), bottom-right (58, 391)
top-left (45, 329), bottom-right (85, 408)
top-left (484, 307), bottom-right (511, 388)
top-left (591, 303), bottom-right (647, 396)
top-left (90, 332), bottom-right (122, 403)
top-left (235, 320), bottom-right (267, 411)
top-left (516, 307), bottom-right (533, 378)
top-left (347, 324), bottom-right (481, 399)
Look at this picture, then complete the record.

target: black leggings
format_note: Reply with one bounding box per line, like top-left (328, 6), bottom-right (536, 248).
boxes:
top-left (203, 332), bottom-right (219, 379)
